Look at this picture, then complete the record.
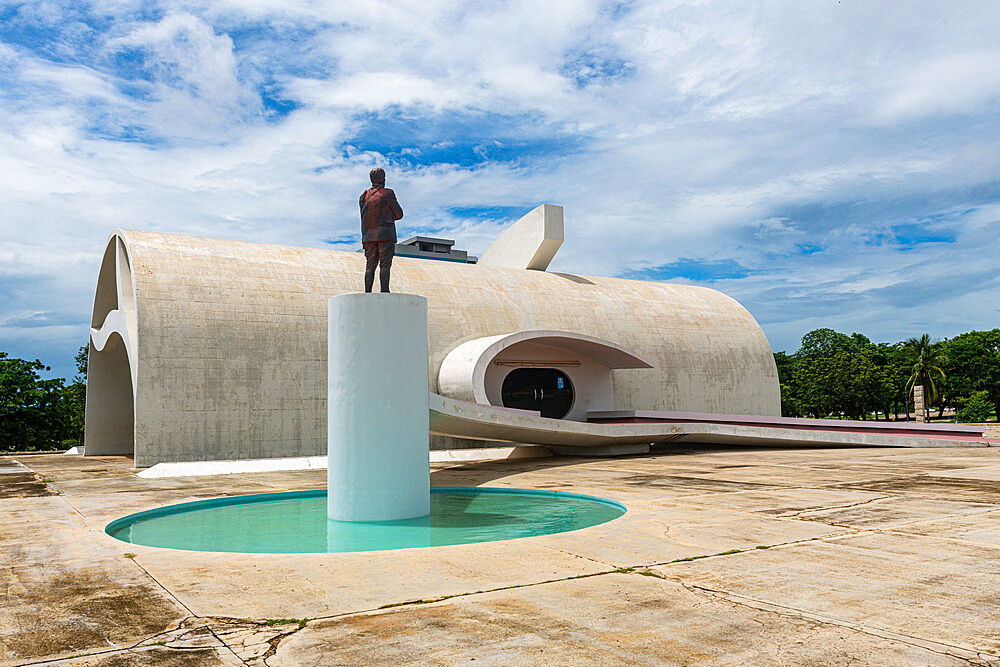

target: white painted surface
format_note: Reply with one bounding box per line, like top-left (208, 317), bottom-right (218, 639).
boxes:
top-left (478, 204), bottom-right (564, 271)
top-left (85, 235), bottom-right (137, 456)
top-left (429, 393), bottom-right (989, 449)
top-left (136, 447), bottom-right (550, 478)
top-left (428, 445), bottom-right (552, 461)
top-left (437, 329), bottom-right (653, 420)
top-left (327, 294), bottom-right (430, 521)
top-left (138, 456), bottom-right (326, 478)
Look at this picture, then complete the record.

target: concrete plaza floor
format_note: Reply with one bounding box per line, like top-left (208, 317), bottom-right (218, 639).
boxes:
top-left (3, 445), bottom-right (1000, 665)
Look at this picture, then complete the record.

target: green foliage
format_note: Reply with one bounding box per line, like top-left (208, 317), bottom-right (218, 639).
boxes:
top-left (955, 391), bottom-right (994, 423)
top-left (942, 330), bottom-right (1000, 420)
top-left (773, 351), bottom-right (804, 417)
top-left (777, 327), bottom-right (999, 422)
top-left (798, 328), bottom-right (857, 361)
top-left (64, 349), bottom-right (88, 443)
top-left (74, 345), bottom-right (88, 383)
top-left (265, 618), bottom-right (310, 629)
top-left (0, 348), bottom-right (86, 451)
top-left (778, 328), bottom-right (896, 420)
top-left (900, 334), bottom-right (947, 419)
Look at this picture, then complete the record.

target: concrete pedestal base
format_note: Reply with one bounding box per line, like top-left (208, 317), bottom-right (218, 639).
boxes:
top-left (327, 293), bottom-right (430, 521)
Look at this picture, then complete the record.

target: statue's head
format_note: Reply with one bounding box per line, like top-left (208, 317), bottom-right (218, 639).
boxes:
top-left (369, 167), bottom-right (386, 185)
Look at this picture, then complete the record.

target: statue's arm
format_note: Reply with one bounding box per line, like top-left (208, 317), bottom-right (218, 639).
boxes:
top-left (389, 190), bottom-right (403, 220)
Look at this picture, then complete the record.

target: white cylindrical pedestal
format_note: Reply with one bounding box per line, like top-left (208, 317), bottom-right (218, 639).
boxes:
top-left (327, 293), bottom-right (430, 521)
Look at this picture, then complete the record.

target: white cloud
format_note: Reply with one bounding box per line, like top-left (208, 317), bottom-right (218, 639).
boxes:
top-left (103, 12), bottom-right (260, 141)
top-left (2, 0), bottom-right (1000, 376)
top-left (878, 51), bottom-right (1000, 121)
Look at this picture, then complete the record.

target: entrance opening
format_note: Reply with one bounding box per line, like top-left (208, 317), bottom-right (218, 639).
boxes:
top-left (501, 368), bottom-right (574, 419)
top-left (85, 234), bottom-right (136, 456)
top-left (84, 332), bottom-right (134, 455)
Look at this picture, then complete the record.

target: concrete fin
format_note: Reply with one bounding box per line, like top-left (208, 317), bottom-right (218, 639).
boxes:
top-left (478, 204), bottom-right (563, 271)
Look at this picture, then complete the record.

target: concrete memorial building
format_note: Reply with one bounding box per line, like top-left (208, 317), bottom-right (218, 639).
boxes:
top-left (85, 204), bottom-right (782, 467)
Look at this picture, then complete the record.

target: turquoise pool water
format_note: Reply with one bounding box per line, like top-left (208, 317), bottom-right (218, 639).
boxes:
top-left (105, 487), bottom-right (626, 554)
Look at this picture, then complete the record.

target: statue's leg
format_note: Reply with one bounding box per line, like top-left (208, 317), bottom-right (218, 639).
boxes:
top-left (363, 242), bottom-right (378, 293)
top-left (379, 241), bottom-right (394, 293)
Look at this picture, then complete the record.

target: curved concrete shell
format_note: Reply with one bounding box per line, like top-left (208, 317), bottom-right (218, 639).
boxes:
top-left (86, 229), bottom-right (780, 466)
top-left (438, 330), bottom-right (654, 421)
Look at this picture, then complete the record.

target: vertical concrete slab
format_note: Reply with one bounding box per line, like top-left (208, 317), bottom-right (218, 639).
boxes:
top-left (477, 204), bottom-right (563, 271)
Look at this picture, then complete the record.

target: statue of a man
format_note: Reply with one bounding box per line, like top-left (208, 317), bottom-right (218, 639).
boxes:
top-left (359, 167), bottom-right (404, 293)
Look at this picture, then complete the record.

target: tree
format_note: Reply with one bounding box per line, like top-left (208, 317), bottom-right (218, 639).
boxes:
top-left (942, 330), bottom-right (1000, 422)
top-left (955, 391), bottom-right (994, 423)
top-left (900, 334), bottom-right (947, 420)
top-left (74, 345), bottom-right (88, 383)
top-left (64, 345), bottom-right (88, 444)
top-left (0, 352), bottom-right (74, 451)
top-left (798, 328), bottom-right (857, 361)
top-left (773, 351), bottom-right (804, 417)
top-left (783, 329), bottom-right (892, 420)
top-left (870, 342), bottom-right (905, 420)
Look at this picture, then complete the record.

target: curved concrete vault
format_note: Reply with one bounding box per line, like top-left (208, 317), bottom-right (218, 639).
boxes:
top-left (85, 234), bottom-right (137, 456)
top-left (438, 330), bottom-right (653, 421)
top-left (84, 227), bottom-right (781, 467)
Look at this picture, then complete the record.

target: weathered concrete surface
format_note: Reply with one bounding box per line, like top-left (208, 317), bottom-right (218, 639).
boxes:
top-left (270, 574), bottom-right (970, 666)
top-left (430, 393), bottom-right (994, 449)
top-left (477, 203), bottom-right (564, 271)
top-left (87, 229), bottom-right (780, 466)
top-left (5, 446), bottom-right (1000, 665)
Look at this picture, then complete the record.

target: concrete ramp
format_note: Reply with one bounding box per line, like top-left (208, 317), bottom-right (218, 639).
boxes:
top-left (429, 394), bottom-right (997, 449)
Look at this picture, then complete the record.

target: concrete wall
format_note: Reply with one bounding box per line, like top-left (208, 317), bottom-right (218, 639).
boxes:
top-left (86, 229), bottom-right (780, 466)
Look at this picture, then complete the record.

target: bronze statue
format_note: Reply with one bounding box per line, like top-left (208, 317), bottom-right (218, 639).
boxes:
top-left (359, 167), bottom-right (404, 293)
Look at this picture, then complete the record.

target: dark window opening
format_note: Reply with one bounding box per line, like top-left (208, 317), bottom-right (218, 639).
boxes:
top-left (501, 368), bottom-right (574, 419)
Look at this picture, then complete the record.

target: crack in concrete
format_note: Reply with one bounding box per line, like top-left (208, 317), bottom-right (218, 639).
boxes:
top-left (210, 558), bottom-right (1000, 666)
top-left (775, 494), bottom-right (892, 518)
top-left (17, 453), bottom-right (1000, 665)
top-left (41, 486), bottom-right (251, 666)
top-left (678, 582), bottom-right (1000, 665)
top-left (880, 525), bottom-right (1000, 552)
top-left (546, 547), bottom-right (620, 568)
top-left (15, 530), bottom-right (991, 666)
top-left (20, 616), bottom-right (314, 666)
top-left (778, 496), bottom-right (1000, 534)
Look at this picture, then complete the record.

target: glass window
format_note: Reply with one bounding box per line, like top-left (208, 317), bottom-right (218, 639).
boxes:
top-left (501, 368), bottom-right (574, 419)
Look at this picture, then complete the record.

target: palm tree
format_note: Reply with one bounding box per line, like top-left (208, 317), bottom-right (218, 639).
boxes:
top-left (901, 334), bottom-right (947, 421)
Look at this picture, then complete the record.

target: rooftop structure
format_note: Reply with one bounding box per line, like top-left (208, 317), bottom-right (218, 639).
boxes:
top-left (356, 235), bottom-right (479, 263)
top-left (397, 236), bottom-right (478, 264)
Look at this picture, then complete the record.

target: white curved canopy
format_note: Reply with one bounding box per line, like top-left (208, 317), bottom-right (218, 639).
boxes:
top-left (437, 330), bottom-right (653, 405)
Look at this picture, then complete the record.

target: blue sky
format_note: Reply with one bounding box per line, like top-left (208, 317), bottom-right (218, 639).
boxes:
top-left (1, 0), bottom-right (999, 379)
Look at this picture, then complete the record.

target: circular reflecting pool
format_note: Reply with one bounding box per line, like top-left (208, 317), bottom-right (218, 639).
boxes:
top-left (106, 487), bottom-right (626, 554)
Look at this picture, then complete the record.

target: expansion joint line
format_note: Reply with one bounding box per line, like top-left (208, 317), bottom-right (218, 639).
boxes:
top-left (119, 594), bottom-right (250, 667)
top-left (680, 582), bottom-right (999, 665)
top-left (44, 488), bottom-right (250, 666)
top-left (52, 491), bottom-right (200, 617)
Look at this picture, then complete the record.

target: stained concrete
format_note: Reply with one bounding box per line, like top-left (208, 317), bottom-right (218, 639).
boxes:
top-left (270, 575), bottom-right (971, 666)
top-left (86, 229), bottom-right (780, 466)
top-left (4, 446), bottom-right (1000, 665)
